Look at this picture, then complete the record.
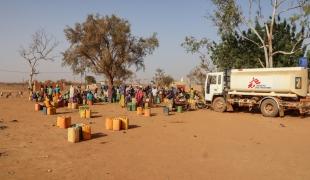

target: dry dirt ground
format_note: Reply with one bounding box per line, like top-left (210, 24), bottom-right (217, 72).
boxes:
top-left (1, 96), bottom-right (310, 180)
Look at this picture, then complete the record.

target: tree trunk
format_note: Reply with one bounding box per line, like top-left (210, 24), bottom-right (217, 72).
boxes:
top-left (108, 77), bottom-right (114, 103)
top-left (29, 73), bottom-right (34, 93)
top-left (263, 46), bottom-right (270, 68)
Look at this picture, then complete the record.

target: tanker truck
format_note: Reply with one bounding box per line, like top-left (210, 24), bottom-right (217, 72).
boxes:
top-left (205, 67), bottom-right (310, 117)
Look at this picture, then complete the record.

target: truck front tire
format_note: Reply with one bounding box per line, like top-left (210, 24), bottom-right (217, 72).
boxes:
top-left (260, 99), bottom-right (279, 117)
top-left (212, 97), bottom-right (227, 112)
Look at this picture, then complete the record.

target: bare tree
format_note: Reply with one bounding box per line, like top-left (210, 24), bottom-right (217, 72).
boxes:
top-left (19, 29), bottom-right (58, 92)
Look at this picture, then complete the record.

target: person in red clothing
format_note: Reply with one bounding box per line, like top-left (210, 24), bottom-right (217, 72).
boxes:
top-left (135, 87), bottom-right (144, 107)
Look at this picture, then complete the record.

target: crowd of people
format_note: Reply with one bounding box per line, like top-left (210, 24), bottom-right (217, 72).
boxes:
top-left (30, 83), bottom-right (202, 110)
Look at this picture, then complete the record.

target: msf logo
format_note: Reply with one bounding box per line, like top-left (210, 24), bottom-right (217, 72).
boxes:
top-left (248, 77), bottom-right (261, 88)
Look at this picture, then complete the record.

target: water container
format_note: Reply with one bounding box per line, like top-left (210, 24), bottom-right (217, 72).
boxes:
top-left (137, 107), bottom-right (143, 115)
top-left (144, 103), bottom-right (149, 108)
top-left (163, 107), bottom-right (169, 116)
top-left (42, 107), bottom-right (47, 115)
top-left (72, 103), bottom-right (78, 109)
top-left (85, 109), bottom-right (91, 118)
top-left (57, 116), bottom-right (71, 129)
top-left (120, 117), bottom-right (129, 130)
top-left (105, 117), bottom-right (113, 130)
top-left (156, 97), bottom-right (161, 104)
top-left (131, 103), bottom-right (136, 111)
top-left (113, 119), bottom-right (121, 131)
top-left (67, 102), bottom-right (72, 109)
top-left (35, 103), bottom-right (41, 111)
top-left (47, 107), bottom-right (56, 115)
top-left (127, 103), bottom-right (132, 111)
top-left (177, 106), bottom-right (183, 113)
top-left (82, 124), bottom-right (91, 140)
top-left (299, 57), bottom-right (308, 68)
top-left (79, 109), bottom-right (86, 118)
top-left (68, 127), bottom-right (80, 143)
top-left (144, 108), bottom-right (151, 117)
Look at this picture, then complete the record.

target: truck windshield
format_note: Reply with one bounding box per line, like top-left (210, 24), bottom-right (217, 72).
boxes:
top-left (208, 75), bottom-right (217, 85)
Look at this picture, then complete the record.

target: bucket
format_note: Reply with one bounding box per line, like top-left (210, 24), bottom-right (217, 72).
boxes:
top-left (105, 117), bottom-right (113, 130)
top-left (68, 127), bottom-right (80, 143)
top-left (120, 117), bottom-right (129, 130)
top-left (85, 109), bottom-right (91, 118)
top-left (112, 118), bottom-right (121, 131)
top-left (82, 124), bottom-right (91, 140)
top-left (144, 108), bottom-right (151, 117)
top-left (137, 107), bottom-right (143, 115)
top-left (163, 107), bottom-right (169, 116)
top-left (177, 106), bottom-right (183, 113)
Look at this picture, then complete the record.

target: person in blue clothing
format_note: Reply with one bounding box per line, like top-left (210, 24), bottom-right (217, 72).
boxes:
top-left (86, 91), bottom-right (94, 102)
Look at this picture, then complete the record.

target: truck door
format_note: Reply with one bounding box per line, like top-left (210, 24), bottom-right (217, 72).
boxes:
top-left (205, 73), bottom-right (223, 102)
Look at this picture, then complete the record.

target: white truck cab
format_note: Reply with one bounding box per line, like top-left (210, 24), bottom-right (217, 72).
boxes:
top-left (204, 72), bottom-right (224, 102)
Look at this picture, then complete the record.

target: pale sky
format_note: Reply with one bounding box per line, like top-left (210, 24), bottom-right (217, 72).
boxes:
top-left (0, 0), bottom-right (217, 83)
top-left (0, 0), bottom-right (302, 83)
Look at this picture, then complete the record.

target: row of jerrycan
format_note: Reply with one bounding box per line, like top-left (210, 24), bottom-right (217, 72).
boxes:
top-left (136, 107), bottom-right (151, 117)
top-left (56, 116), bottom-right (91, 143)
top-left (105, 117), bottom-right (129, 131)
top-left (68, 123), bottom-right (91, 143)
top-left (35, 103), bottom-right (56, 115)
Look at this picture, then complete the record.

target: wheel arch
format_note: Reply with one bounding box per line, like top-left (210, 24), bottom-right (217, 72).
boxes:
top-left (258, 97), bottom-right (280, 109)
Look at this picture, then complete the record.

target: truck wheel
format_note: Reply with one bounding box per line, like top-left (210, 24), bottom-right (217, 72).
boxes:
top-left (260, 99), bottom-right (279, 117)
top-left (212, 97), bottom-right (226, 112)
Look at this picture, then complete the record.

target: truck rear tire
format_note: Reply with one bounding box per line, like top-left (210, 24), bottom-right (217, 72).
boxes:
top-left (212, 97), bottom-right (226, 112)
top-left (260, 99), bottom-right (279, 117)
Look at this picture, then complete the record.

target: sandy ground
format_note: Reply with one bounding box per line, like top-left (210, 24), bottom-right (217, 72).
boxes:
top-left (1, 95), bottom-right (310, 180)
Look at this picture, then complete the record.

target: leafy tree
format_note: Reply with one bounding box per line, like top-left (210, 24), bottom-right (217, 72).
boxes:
top-left (19, 29), bottom-right (58, 92)
top-left (210, 0), bottom-right (309, 67)
top-left (85, 75), bottom-right (96, 84)
top-left (153, 68), bottom-right (174, 87)
top-left (63, 14), bottom-right (159, 101)
top-left (211, 19), bottom-right (307, 69)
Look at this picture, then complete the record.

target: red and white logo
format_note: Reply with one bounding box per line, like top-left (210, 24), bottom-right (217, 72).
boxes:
top-left (248, 77), bottom-right (261, 88)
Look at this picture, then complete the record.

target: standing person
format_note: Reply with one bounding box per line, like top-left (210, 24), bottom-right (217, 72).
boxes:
top-left (119, 85), bottom-right (126, 107)
top-left (116, 86), bottom-right (120, 102)
top-left (87, 91), bottom-right (94, 104)
top-left (189, 88), bottom-right (194, 100)
top-left (69, 85), bottom-right (74, 103)
top-left (152, 86), bottom-right (158, 104)
top-left (54, 84), bottom-right (61, 100)
top-left (47, 86), bottom-right (53, 101)
top-left (112, 86), bottom-right (116, 103)
top-left (135, 87), bottom-right (144, 107)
